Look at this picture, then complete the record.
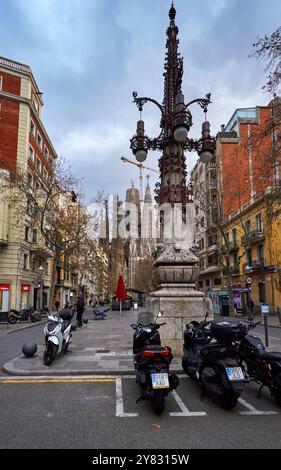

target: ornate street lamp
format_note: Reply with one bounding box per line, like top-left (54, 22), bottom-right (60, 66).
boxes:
top-left (130, 3), bottom-right (216, 210)
top-left (129, 2), bottom-right (215, 353)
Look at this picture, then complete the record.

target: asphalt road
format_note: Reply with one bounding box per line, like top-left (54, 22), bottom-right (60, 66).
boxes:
top-left (0, 375), bottom-right (280, 449)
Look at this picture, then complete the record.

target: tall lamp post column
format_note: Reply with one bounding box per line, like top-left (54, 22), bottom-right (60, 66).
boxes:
top-left (130, 4), bottom-right (216, 354)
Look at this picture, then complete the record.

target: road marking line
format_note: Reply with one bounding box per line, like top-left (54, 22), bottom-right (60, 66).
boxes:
top-left (116, 377), bottom-right (138, 417)
top-left (238, 397), bottom-right (278, 415)
top-left (0, 374), bottom-right (134, 381)
top-left (2, 378), bottom-right (115, 384)
top-left (169, 390), bottom-right (207, 417)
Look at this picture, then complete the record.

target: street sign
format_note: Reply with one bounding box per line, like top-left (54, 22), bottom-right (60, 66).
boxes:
top-left (246, 277), bottom-right (253, 285)
top-left (261, 303), bottom-right (269, 316)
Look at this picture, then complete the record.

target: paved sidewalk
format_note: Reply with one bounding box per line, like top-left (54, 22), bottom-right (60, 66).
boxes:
top-left (214, 312), bottom-right (281, 328)
top-left (2, 308), bottom-right (183, 376)
top-left (3, 308), bottom-right (281, 377)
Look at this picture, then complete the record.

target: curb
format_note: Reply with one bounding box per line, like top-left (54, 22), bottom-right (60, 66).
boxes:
top-left (6, 320), bottom-right (47, 334)
top-left (2, 362), bottom-right (185, 377)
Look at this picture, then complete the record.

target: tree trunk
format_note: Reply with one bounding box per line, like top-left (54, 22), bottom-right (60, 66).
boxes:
top-left (226, 271), bottom-right (235, 316)
top-left (48, 255), bottom-right (58, 312)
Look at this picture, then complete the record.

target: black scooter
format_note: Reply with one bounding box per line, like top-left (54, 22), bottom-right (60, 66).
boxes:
top-left (237, 320), bottom-right (281, 406)
top-left (182, 315), bottom-right (247, 409)
top-left (8, 306), bottom-right (39, 324)
top-left (131, 311), bottom-right (179, 415)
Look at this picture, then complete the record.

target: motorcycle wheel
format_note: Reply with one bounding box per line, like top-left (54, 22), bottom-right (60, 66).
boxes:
top-left (30, 314), bottom-right (38, 323)
top-left (8, 314), bottom-right (17, 324)
top-left (151, 391), bottom-right (165, 415)
top-left (272, 390), bottom-right (281, 407)
top-left (217, 390), bottom-right (239, 410)
top-left (43, 342), bottom-right (58, 366)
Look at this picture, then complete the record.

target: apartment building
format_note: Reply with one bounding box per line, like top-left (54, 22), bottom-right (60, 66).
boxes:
top-left (0, 56), bottom-right (57, 313)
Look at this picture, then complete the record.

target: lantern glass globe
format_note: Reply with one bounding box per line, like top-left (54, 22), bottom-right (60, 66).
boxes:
top-left (199, 151), bottom-right (212, 164)
top-left (135, 149), bottom-right (147, 163)
top-left (174, 126), bottom-right (188, 142)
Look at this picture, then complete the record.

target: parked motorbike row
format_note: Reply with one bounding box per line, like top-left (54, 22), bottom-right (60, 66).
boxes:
top-left (131, 311), bottom-right (281, 415)
top-left (8, 306), bottom-right (43, 324)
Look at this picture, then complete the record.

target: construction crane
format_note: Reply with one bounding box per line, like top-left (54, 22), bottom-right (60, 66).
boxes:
top-left (121, 156), bottom-right (158, 202)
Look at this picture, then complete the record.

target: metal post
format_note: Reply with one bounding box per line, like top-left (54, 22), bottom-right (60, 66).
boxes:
top-left (264, 313), bottom-right (269, 347)
top-left (261, 303), bottom-right (269, 347)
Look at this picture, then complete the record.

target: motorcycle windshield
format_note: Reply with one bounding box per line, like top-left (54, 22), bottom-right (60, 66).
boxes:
top-left (45, 323), bottom-right (59, 334)
top-left (137, 311), bottom-right (154, 326)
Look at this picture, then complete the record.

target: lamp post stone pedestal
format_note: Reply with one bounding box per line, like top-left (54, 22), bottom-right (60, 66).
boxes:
top-left (146, 243), bottom-right (213, 355)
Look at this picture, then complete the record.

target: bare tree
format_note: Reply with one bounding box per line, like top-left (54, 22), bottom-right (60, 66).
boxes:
top-left (250, 26), bottom-right (281, 94)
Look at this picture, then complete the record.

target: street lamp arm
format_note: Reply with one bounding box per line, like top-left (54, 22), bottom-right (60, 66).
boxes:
top-left (132, 91), bottom-right (164, 115)
top-left (185, 93), bottom-right (212, 113)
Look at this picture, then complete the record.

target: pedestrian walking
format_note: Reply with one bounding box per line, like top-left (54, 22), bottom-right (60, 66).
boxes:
top-left (76, 295), bottom-right (85, 328)
top-left (55, 299), bottom-right (60, 312)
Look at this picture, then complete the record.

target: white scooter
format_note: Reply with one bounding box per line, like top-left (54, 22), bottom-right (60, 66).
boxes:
top-left (43, 309), bottom-right (73, 366)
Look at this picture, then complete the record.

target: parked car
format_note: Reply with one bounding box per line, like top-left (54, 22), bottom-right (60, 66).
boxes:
top-left (111, 296), bottom-right (132, 311)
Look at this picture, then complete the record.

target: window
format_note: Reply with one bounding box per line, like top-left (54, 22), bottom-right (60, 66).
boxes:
top-left (29, 145), bottom-right (34, 162)
top-left (0, 76), bottom-right (3, 91)
top-left (36, 156), bottom-right (42, 173)
top-left (32, 97), bottom-right (39, 113)
top-left (232, 228), bottom-right (237, 246)
top-left (245, 220), bottom-right (251, 233)
top-left (258, 245), bottom-right (264, 264)
top-left (37, 132), bottom-right (42, 149)
top-left (43, 168), bottom-right (48, 181)
top-left (256, 213), bottom-right (263, 232)
top-left (246, 248), bottom-right (252, 266)
top-left (214, 278), bottom-right (221, 286)
top-left (233, 252), bottom-right (238, 267)
top-left (27, 173), bottom-right (33, 187)
top-left (32, 229), bottom-right (37, 243)
top-left (44, 146), bottom-right (49, 160)
top-left (30, 119), bottom-right (35, 137)
top-left (23, 254), bottom-right (29, 270)
top-left (200, 216), bottom-right (205, 228)
top-left (24, 226), bottom-right (29, 242)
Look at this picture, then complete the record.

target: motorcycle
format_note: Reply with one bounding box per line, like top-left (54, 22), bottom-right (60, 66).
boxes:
top-left (130, 311), bottom-right (179, 415)
top-left (8, 306), bottom-right (39, 324)
top-left (182, 315), bottom-right (247, 409)
top-left (237, 320), bottom-right (281, 406)
top-left (43, 308), bottom-right (73, 366)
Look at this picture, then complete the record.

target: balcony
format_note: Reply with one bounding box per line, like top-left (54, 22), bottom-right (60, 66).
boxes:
top-left (200, 264), bottom-right (221, 275)
top-left (30, 244), bottom-right (52, 258)
top-left (243, 260), bottom-right (265, 272)
top-left (241, 229), bottom-right (265, 246)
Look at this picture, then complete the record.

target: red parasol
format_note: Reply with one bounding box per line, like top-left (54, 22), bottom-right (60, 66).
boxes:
top-left (115, 276), bottom-right (127, 301)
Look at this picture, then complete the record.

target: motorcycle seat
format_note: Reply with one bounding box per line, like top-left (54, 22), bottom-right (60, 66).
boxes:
top-left (259, 351), bottom-right (281, 361)
top-left (61, 320), bottom-right (71, 332)
top-left (143, 345), bottom-right (167, 353)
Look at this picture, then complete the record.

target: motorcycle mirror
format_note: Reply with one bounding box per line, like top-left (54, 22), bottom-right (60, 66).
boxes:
top-left (157, 312), bottom-right (162, 318)
top-left (130, 323), bottom-right (137, 329)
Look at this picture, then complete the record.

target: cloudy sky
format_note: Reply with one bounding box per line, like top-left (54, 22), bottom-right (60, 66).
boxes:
top-left (0, 0), bottom-right (280, 202)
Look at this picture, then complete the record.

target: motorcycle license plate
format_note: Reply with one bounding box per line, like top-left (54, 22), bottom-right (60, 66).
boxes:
top-left (151, 373), bottom-right (169, 389)
top-left (226, 367), bottom-right (244, 381)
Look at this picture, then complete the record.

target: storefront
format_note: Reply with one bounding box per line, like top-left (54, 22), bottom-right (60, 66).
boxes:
top-left (0, 284), bottom-right (10, 314)
top-left (208, 287), bottom-right (251, 316)
top-left (20, 285), bottom-right (31, 309)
